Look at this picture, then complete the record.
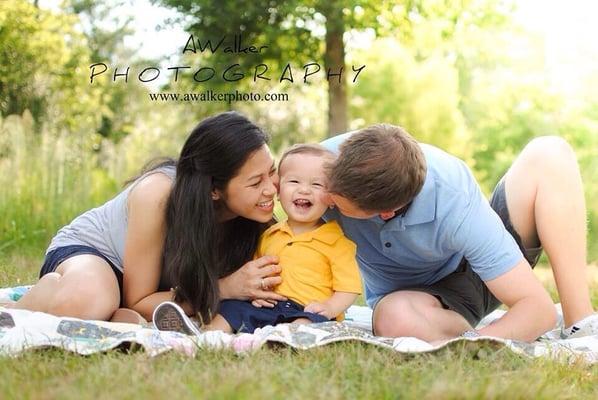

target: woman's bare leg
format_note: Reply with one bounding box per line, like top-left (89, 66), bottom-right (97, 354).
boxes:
top-left (12, 254), bottom-right (120, 320)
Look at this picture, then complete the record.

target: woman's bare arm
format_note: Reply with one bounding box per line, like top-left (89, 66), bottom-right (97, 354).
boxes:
top-left (122, 173), bottom-right (178, 320)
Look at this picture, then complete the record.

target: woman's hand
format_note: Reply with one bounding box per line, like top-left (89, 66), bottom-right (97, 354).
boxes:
top-left (251, 299), bottom-right (278, 308)
top-left (219, 255), bottom-right (286, 303)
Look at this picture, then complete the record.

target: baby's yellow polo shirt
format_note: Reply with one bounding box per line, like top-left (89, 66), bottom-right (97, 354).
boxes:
top-left (256, 220), bottom-right (362, 318)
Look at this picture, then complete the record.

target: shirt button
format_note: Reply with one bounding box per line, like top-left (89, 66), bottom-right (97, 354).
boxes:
top-left (384, 242), bottom-right (392, 248)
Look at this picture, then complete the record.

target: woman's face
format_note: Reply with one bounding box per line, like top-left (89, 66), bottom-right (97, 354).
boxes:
top-left (216, 144), bottom-right (279, 223)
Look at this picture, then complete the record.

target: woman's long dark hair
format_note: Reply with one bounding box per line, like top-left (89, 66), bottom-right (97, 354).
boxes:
top-left (161, 111), bottom-right (270, 323)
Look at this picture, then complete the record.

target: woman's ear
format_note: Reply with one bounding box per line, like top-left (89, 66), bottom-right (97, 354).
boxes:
top-left (211, 189), bottom-right (221, 201)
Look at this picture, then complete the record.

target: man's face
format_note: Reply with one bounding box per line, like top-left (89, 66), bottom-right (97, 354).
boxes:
top-left (325, 193), bottom-right (399, 221)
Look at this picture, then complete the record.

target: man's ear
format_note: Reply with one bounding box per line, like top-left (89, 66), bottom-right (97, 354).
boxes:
top-left (379, 210), bottom-right (397, 221)
top-left (320, 192), bottom-right (335, 207)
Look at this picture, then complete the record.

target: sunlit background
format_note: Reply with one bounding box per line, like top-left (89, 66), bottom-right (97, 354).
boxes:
top-left (2, 0), bottom-right (598, 263)
top-left (38, 0), bottom-right (598, 95)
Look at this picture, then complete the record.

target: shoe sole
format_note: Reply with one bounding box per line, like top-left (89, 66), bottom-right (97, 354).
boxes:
top-left (153, 302), bottom-right (201, 336)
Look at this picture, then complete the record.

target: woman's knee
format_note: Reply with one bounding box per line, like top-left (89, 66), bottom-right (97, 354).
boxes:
top-left (49, 261), bottom-right (120, 319)
top-left (50, 280), bottom-right (119, 319)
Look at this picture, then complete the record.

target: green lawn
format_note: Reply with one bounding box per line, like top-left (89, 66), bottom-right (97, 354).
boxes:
top-left (1, 252), bottom-right (597, 400)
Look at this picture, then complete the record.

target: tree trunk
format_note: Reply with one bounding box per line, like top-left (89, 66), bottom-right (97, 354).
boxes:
top-left (324, 3), bottom-right (347, 137)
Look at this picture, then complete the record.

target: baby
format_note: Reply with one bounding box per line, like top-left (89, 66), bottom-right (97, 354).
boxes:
top-left (153, 144), bottom-right (362, 334)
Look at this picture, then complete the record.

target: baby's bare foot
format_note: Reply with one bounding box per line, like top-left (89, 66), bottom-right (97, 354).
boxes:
top-left (110, 308), bottom-right (147, 324)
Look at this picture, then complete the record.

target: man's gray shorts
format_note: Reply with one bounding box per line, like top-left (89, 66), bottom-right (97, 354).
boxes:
top-left (376, 178), bottom-right (543, 328)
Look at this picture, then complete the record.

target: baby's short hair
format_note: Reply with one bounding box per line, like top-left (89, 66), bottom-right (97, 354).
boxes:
top-left (278, 143), bottom-right (335, 174)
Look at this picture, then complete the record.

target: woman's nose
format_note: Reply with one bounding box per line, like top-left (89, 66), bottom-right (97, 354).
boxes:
top-left (263, 175), bottom-right (278, 195)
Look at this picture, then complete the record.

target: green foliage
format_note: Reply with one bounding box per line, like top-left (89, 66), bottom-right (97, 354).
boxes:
top-left (0, 0), bottom-right (102, 133)
top-left (151, 0), bottom-right (391, 134)
top-left (65, 0), bottom-right (148, 142)
top-left (349, 39), bottom-right (468, 157)
top-left (67, 0), bottom-right (135, 63)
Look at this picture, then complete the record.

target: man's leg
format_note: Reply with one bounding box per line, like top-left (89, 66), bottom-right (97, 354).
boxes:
top-left (372, 291), bottom-right (471, 341)
top-left (504, 136), bottom-right (594, 327)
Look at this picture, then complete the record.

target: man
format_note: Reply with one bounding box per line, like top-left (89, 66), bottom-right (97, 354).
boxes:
top-left (321, 124), bottom-right (596, 342)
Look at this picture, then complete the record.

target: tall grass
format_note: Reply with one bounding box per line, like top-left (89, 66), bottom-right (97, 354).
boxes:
top-left (0, 112), bottom-right (119, 256)
top-left (0, 105), bottom-right (194, 259)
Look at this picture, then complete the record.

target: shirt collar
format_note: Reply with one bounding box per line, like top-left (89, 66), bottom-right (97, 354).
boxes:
top-left (382, 170), bottom-right (436, 229)
top-left (265, 220), bottom-right (343, 245)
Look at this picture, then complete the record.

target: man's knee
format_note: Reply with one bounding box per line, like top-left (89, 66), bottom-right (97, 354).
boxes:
top-left (373, 294), bottom-right (427, 337)
top-left (523, 136), bottom-right (577, 168)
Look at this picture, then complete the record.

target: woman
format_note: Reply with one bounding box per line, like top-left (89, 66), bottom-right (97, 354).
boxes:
top-left (9, 111), bottom-right (285, 322)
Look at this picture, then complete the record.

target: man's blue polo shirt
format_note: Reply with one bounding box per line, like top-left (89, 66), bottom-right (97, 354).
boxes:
top-left (322, 133), bottom-right (523, 308)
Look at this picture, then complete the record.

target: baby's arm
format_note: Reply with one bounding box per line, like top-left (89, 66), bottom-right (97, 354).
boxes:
top-left (304, 291), bottom-right (358, 319)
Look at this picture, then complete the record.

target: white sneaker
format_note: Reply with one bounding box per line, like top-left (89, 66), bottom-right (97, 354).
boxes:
top-left (152, 301), bottom-right (202, 336)
top-left (560, 313), bottom-right (598, 339)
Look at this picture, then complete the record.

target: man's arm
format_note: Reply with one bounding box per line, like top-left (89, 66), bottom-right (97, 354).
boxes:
top-left (449, 168), bottom-right (556, 341)
top-left (478, 259), bottom-right (557, 341)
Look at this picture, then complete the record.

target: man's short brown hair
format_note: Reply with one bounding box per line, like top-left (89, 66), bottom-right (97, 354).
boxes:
top-left (326, 124), bottom-right (426, 212)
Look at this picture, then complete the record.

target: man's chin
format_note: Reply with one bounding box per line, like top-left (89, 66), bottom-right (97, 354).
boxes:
top-left (339, 212), bottom-right (376, 220)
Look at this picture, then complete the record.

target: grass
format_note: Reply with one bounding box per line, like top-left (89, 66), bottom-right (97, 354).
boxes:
top-left (1, 252), bottom-right (598, 399)
top-left (0, 343), bottom-right (597, 400)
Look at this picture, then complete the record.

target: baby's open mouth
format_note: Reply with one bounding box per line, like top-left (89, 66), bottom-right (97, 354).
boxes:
top-left (293, 199), bottom-right (313, 209)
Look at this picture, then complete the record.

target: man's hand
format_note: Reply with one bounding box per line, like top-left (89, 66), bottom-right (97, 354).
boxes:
top-left (480, 259), bottom-right (557, 341)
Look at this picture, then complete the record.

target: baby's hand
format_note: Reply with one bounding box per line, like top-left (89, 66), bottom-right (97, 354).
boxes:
top-left (251, 299), bottom-right (277, 308)
top-left (304, 302), bottom-right (336, 319)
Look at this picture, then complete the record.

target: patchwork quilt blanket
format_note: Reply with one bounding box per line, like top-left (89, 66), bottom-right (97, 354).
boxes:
top-left (1, 285), bottom-right (597, 363)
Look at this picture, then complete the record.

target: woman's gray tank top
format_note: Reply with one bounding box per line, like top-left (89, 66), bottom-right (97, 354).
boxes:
top-left (46, 165), bottom-right (176, 271)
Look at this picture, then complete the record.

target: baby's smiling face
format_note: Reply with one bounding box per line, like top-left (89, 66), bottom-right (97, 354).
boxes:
top-left (278, 153), bottom-right (330, 226)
